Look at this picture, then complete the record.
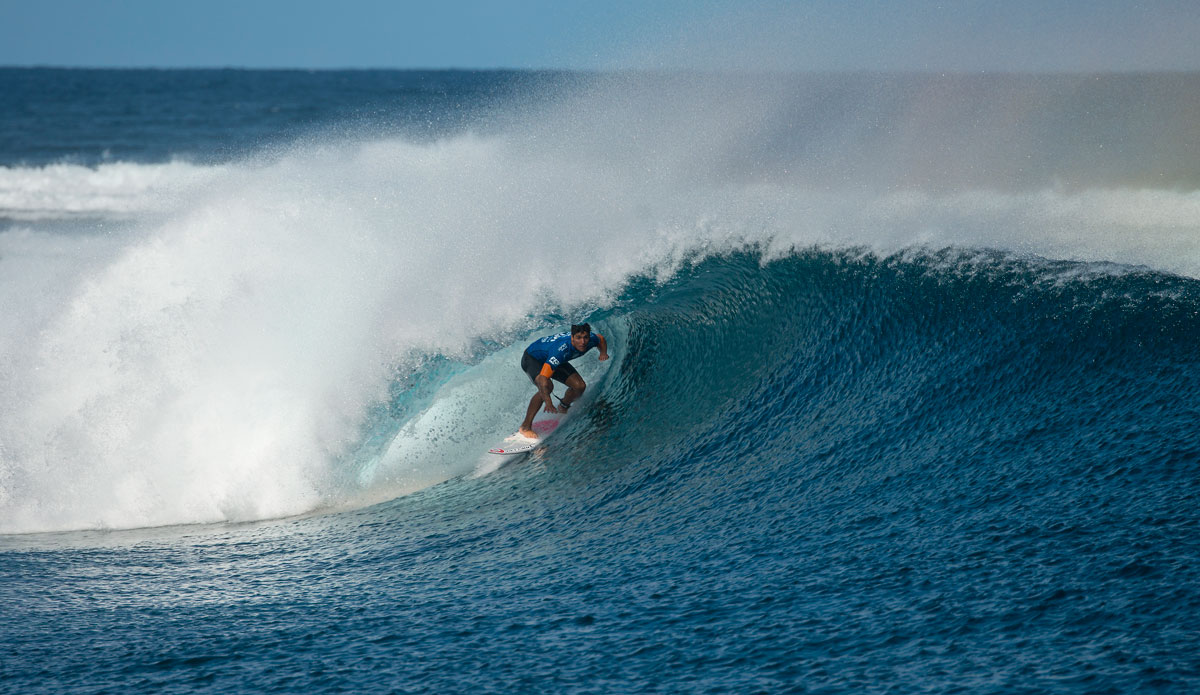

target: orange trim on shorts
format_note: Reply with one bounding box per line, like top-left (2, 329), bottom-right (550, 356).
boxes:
top-left (539, 363), bottom-right (556, 378)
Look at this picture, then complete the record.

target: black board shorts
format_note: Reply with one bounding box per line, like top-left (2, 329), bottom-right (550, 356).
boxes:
top-left (521, 350), bottom-right (578, 385)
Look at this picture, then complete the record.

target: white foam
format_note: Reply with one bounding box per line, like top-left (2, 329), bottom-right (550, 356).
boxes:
top-left (0, 160), bottom-right (227, 221)
top-left (0, 133), bottom-right (661, 533)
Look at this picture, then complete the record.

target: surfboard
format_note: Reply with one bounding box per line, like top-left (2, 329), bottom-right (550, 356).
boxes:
top-left (488, 414), bottom-right (564, 455)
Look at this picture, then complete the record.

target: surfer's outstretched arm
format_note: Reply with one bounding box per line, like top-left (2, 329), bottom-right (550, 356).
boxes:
top-left (597, 333), bottom-right (609, 361)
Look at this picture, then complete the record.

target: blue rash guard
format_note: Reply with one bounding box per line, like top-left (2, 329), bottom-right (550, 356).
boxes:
top-left (525, 332), bottom-right (601, 369)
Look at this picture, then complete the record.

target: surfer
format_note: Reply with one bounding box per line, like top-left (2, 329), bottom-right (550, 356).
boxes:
top-left (518, 323), bottom-right (608, 439)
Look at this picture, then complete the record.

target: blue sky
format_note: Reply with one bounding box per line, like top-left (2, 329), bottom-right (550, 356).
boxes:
top-left (2, 0), bottom-right (1198, 71)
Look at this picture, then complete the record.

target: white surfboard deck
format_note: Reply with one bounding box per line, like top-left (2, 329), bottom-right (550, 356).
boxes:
top-left (488, 414), bottom-right (564, 455)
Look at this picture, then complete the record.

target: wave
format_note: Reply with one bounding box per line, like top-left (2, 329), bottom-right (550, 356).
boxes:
top-left (3, 73), bottom-right (1200, 533)
top-left (4, 238), bottom-right (1199, 535)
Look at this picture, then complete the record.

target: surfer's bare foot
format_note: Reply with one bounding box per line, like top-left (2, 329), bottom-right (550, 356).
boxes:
top-left (518, 427), bottom-right (538, 439)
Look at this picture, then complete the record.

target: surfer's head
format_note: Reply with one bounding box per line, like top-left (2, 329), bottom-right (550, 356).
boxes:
top-left (570, 323), bottom-right (591, 351)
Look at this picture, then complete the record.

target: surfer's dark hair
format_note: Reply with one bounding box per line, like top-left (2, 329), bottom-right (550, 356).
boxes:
top-left (571, 323), bottom-right (591, 335)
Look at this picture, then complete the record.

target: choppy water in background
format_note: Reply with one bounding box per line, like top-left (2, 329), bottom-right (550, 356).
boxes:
top-left (1, 69), bottom-right (1199, 693)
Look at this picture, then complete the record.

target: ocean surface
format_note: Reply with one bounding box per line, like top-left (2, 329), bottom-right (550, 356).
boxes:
top-left (2, 68), bottom-right (1199, 693)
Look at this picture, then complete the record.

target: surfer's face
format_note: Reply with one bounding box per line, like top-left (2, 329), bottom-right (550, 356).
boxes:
top-left (571, 331), bottom-right (589, 351)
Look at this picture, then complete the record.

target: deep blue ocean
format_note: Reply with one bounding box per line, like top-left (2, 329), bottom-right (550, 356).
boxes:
top-left (2, 68), bottom-right (1199, 693)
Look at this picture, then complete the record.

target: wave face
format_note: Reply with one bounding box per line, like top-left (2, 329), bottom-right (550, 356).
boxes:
top-left (595, 248), bottom-right (1200, 523)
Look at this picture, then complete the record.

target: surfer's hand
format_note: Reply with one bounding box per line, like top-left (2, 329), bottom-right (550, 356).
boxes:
top-left (598, 352), bottom-right (609, 361)
top-left (544, 402), bottom-right (560, 414)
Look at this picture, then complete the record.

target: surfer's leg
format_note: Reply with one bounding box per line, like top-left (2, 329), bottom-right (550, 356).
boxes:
top-left (519, 392), bottom-right (541, 437)
top-left (519, 351), bottom-right (549, 437)
top-left (561, 373), bottom-right (586, 408)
